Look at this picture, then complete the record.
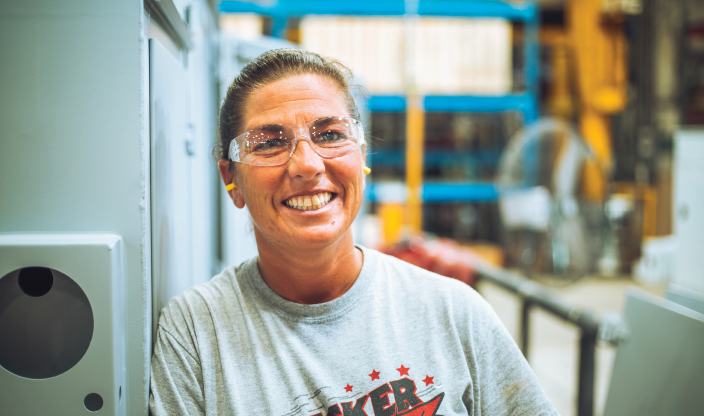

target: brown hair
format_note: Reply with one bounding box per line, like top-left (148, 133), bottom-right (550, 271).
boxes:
top-left (216, 49), bottom-right (362, 172)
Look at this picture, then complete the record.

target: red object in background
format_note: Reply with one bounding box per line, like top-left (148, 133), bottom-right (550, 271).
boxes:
top-left (383, 237), bottom-right (478, 288)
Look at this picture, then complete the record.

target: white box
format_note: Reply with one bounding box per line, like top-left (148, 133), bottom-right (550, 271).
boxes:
top-left (0, 234), bottom-right (125, 415)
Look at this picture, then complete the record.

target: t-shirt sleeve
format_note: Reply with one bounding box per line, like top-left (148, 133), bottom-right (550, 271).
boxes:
top-left (149, 315), bottom-right (206, 416)
top-left (470, 298), bottom-right (560, 416)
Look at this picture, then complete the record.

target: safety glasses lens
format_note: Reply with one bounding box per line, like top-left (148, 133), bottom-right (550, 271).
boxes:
top-left (236, 125), bottom-right (295, 166)
top-left (230, 117), bottom-right (363, 166)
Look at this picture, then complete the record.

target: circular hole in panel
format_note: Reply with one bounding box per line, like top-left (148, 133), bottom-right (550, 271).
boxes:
top-left (18, 267), bottom-right (53, 297)
top-left (0, 267), bottom-right (94, 379)
top-left (84, 393), bottom-right (103, 412)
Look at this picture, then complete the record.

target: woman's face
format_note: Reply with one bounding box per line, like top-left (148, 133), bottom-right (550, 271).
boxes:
top-left (220, 73), bottom-right (365, 251)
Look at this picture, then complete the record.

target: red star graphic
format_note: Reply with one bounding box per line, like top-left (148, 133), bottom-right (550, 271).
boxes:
top-left (422, 375), bottom-right (434, 386)
top-left (397, 364), bottom-right (410, 376)
top-left (369, 369), bottom-right (380, 381)
top-left (344, 384), bottom-right (353, 393)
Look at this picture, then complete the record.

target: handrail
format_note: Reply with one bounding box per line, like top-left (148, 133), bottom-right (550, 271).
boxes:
top-left (472, 261), bottom-right (629, 416)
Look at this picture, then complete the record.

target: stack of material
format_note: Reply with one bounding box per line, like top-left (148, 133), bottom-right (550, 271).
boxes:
top-left (382, 236), bottom-right (505, 288)
top-left (301, 17), bottom-right (512, 94)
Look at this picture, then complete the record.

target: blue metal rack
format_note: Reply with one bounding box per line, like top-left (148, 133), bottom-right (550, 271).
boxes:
top-left (219, 0), bottom-right (540, 203)
top-left (220, 0), bottom-right (536, 20)
top-left (369, 93), bottom-right (538, 121)
top-left (367, 182), bottom-right (499, 202)
top-left (368, 150), bottom-right (501, 169)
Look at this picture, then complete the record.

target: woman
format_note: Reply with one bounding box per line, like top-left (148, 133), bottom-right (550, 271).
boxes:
top-left (150, 49), bottom-right (558, 416)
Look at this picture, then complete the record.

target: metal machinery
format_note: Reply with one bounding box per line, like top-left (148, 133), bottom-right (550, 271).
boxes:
top-left (567, 0), bottom-right (630, 201)
top-left (542, 0), bottom-right (659, 276)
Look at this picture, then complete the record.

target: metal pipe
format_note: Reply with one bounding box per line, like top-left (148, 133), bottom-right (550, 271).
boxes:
top-left (577, 325), bottom-right (598, 416)
top-left (520, 300), bottom-right (532, 358)
top-left (475, 263), bottom-right (601, 333)
top-left (473, 261), bottom-right (627, 416)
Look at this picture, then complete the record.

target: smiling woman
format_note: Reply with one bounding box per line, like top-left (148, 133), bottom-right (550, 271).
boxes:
top-left (149, 50), bottom-right (559, 416)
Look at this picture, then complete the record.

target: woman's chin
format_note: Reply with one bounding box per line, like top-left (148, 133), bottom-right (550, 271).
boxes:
top-left (289, 223), bottom-right (349, 247)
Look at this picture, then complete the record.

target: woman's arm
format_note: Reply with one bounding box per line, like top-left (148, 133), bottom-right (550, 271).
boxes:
top-left (467, 297), bottom-right (560, 416)
top-left (149, 320), bottom-right (206, 415)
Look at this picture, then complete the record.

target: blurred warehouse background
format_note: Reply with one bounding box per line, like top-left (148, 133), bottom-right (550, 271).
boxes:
top-left (219, 0), bottom-right (704, 287)
top-left (1, 1), bottom-right (703, 415)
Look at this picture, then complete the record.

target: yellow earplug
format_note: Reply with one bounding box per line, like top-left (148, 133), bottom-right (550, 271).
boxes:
top-left (363, 166), bottom-right (372, 174)
top-left (226, 183), bottom-right (236, 191)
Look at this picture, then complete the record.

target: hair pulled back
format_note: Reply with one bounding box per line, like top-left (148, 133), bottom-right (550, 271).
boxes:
top-left (217, 49), bottom-right (361, 171)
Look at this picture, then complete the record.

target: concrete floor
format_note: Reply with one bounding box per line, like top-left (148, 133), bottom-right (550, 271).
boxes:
top-left (477, 275), bottom-right (667, 416)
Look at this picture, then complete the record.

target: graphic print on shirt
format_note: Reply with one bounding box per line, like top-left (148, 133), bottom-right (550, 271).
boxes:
top-left (281, 364), bottom-right (445, 416)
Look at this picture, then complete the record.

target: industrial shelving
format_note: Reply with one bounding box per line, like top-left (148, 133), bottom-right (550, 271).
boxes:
top-left (219, 0), bottom-right (540, 203)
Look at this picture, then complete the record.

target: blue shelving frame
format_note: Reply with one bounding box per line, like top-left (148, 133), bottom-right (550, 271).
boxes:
top-left (220, 1), bottom-right (536, 21)
top-left (219, 0), bottom-right (540, 203)
top-left (366, 182), bottom-right (499, 202)
top-left (369, 94), bottom-right (538, 122)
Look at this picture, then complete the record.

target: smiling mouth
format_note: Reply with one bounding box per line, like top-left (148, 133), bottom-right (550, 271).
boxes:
top-left (284, 192), bottom-right (333, 211)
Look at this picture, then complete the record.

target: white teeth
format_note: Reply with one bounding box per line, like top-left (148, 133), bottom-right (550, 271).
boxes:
top-left (285, 192), bottom-right (333, 211)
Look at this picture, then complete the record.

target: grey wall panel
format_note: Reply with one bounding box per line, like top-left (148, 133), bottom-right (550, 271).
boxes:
top-left (604, 287), bottom-right (704, 416)
top-left (673, 129), bottom-right (704, 295)
top-left (0, 1), bottom-right (150, 414)
top-left (666, 283), bottom-right (704, 315)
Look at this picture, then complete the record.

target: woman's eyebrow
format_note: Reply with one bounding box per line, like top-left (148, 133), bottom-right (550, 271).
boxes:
top-left (311, 117), bottom-right (336, 130)
top-left (252, 124), bottom-right (286, 133)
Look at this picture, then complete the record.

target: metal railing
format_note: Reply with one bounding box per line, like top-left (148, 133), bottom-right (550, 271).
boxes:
top-left (473, 262), bottom-right (629, 416)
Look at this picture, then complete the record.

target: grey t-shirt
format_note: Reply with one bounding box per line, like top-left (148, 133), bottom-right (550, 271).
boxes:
top-left (150, 246), bottom-right (558, 416)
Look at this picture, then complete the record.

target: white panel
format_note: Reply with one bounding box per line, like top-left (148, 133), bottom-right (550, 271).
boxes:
top-left (150, 38), bottom-right (193, 339)
top-left (300, 17), bottom-right (511, 94)
top-left (187, 2), bottom-right (220, 280)
top-left (672, 129), bottom-right (704, 295)
top-left (0, 234), bottom-right (126, 415)
top-left (218, 34), bottom-right (260, 268)
top-left (221, 192), bottom-right (259, 268)
top-left (220, 13), bottom-right (264, 40)
top-left (301, 17), bottom-right (405, 93)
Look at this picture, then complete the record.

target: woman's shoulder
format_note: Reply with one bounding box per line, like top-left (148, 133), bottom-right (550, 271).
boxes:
top-left (363, 246), bottom-right (502, 340)
top-left (157, 258), bottom-right (254, 332)
top-left (363, 247), bottom-right (489, 310)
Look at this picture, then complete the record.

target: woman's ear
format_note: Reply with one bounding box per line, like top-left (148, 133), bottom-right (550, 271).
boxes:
top-left (218, 159), bottom-right (246, 209)
top-left (360, 147), bottom-right (368, 190)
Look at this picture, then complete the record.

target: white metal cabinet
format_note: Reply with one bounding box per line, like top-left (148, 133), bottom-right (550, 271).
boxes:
top-left (149, 38), bottom-right (194, 340)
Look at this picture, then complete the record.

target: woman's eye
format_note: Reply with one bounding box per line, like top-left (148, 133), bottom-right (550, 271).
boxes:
top-left (254, 138), bottom-right (286, 151)
top-left (317, 131), bottom-right (347, 143)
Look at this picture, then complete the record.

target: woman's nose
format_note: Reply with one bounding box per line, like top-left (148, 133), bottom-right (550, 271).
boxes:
top-left (288, 139), bottom-right (324, 180)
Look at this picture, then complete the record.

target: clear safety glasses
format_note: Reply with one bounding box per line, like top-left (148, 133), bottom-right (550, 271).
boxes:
top-left (228, 116), bottom-right (365, 167)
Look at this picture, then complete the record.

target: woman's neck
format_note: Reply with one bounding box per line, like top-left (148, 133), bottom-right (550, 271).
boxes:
top-left (254, 231), bottom-right (364, 305)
